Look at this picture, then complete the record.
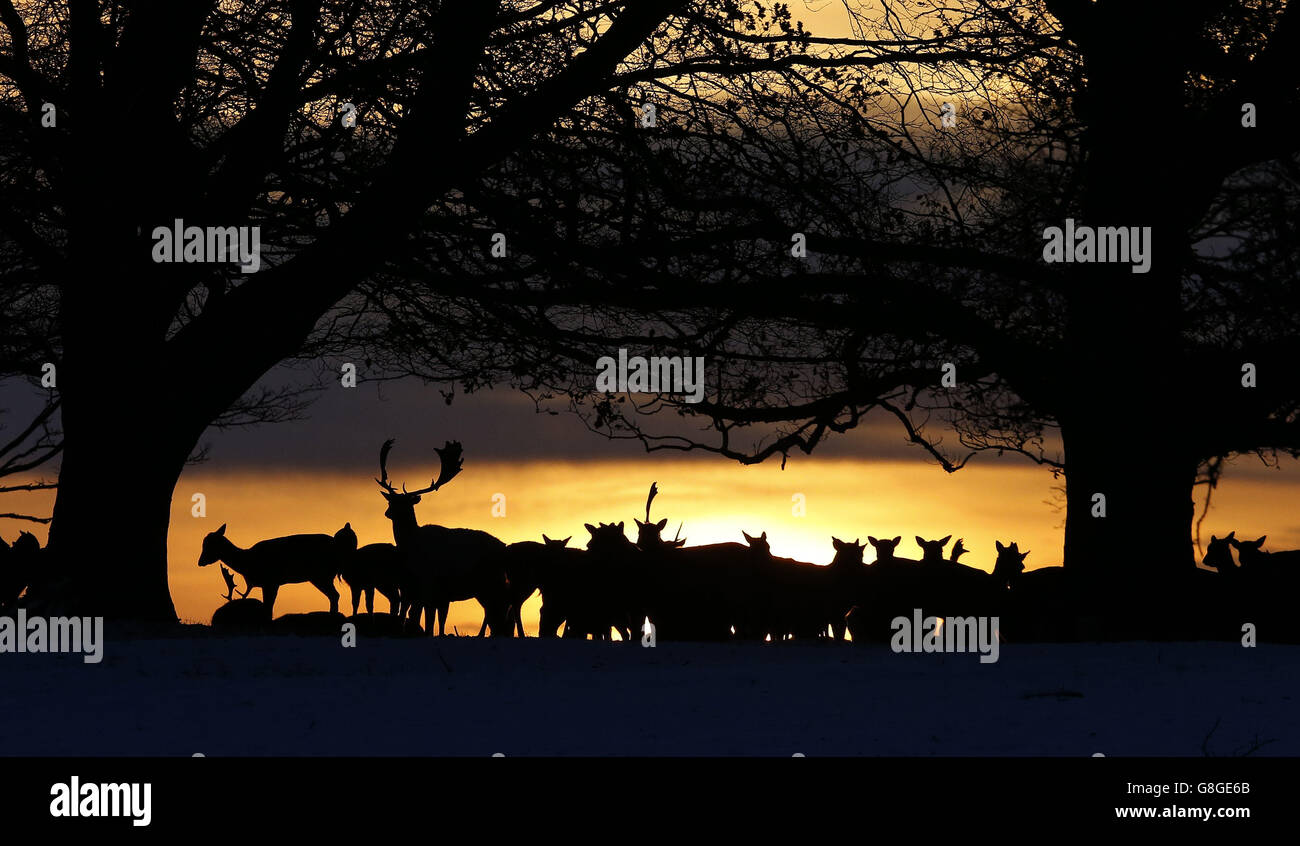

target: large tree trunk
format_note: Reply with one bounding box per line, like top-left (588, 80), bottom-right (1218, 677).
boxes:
top-left (44, 426), bottom-right (188, 622)
top-left (1053, 5), bottom-right (1205, 633)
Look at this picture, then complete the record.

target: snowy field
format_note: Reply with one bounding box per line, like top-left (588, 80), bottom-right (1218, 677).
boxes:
top-left (1, 631), bottom-right (1297, 756)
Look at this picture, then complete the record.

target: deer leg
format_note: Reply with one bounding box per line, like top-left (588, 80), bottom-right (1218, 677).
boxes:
top-left (262, 584), bottom-right (279, 618)
top-left (365, 587), bottom-right (375, 615)
top-left (350, 584), bottom-right (361, 617)
top-left (316, 579), bottom-right (340, 614)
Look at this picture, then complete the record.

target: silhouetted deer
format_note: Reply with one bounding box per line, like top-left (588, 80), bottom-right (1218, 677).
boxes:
top-left (376, 439), bottom-right (509, 636)
top-left (867, 535), bottom-right (920, 566)
top-left (571, 521), bottom-right (643, 641)
top-left (1231, 535), bottom-right (1300, 573)
top-left (338, 544), bottom-right (406, 617)
top-left (916, 535), bottom-right (953, 565)
top-left (198, 523), bottom-right (350, 615)
top-left (1202, 533), bottom-right (1238, 573)
top-left (741, 532), bottom-right (856, 641)
top-left (633, 483), bottom-right (765, 641)
top-left (492, 534), bottom-right (572, 637)
top-left (988, 541), bottom-right (1080, 641)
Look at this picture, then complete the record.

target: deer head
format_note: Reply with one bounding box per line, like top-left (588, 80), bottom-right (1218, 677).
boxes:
top-left (376, 438), bottom-right (464, 526)
top-left (198, 524), bottom-right (229, 567)
top-left (1202, 532), bottom-right (1237, 571)
top-left (742, 530), bottom-right (770, 555)
top-left (831, 536), bottom-right (865, 567)
top-left (585, 522), bottom-right (637, 556)
top-left (867, 535), bottom-right (903, 562)
top-left (916, 535), bottom-right (952, 564)
top-left (992, 540), bottom-right (1031, 585)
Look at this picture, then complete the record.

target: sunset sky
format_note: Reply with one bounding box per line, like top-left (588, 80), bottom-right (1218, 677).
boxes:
top-left (5, 375), bottom-right (1300, 632)
top-left (3, 2), bottom-right (1297, 632)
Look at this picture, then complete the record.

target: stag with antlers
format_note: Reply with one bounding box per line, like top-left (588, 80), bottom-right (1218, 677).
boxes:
top-left (376, 439), bottom-right (511, 636)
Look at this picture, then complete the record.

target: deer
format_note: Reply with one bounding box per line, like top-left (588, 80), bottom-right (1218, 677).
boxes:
top-left (1230, 535), bottom-right (1300, 573)
top-left (337, 543), bottom-right (406, 617)
top-left (491, 534), bottom-right (572, 637)
top-left (740, 531), bottom-right (853, 642)
top-left (916, 535), bottom-right (953, 565)
top-left (849, 535), bottom-right (989, 643)
top-left (1202, 532), bottom-right (1238, 574)
top-left (197, 523), bottom-right (351, 616)
top-left (633, 483), bottom-right (755, 641)
top-left (867, 535), bottom-right (921, 566)
top-left (570, 521), bottom-right (644, 641)
top-left (375, 438), bottom-right (510, 637)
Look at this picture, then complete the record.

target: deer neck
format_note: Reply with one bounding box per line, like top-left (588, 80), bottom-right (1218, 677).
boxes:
top-left (388, 513), bottom-right (420, 547)
top-left (215, 538), bottom-right (257, 580)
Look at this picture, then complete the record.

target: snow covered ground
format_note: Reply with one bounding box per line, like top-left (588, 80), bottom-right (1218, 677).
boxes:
top-left (2, 632), bottom-right (1297, 756)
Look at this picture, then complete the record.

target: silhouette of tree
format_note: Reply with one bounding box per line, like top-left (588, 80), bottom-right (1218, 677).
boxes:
top-left (0, 1), bottom-right (930, 620)
top-left (360, 0), bottom-right (1300, 622)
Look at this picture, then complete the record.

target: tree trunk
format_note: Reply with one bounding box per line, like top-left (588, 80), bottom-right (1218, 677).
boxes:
top-left (1053, 6), bottom-right (1205, 634)
top-left (44, 426), bottom-right (188, 622)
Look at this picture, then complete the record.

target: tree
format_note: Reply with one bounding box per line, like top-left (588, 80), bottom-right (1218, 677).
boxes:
top-left (359, 0), bottom-right (1300, 623)
top-left (0, 0), bottom-right (896, 620)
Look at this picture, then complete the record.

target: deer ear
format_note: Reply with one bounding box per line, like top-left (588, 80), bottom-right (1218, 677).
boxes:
top-left (996, 540), bottom-right (1005, 552)
top-left (1225, 531), bottom-right (1235, 540)
top-left (1256, 536), bottom-right (1266, 545)
top-left (915, 535), bottom-right (925, 547)
top-left (656, 518), bottom-right (667, 530)
top-left (891, 536), bottom-right (901, 545)
top-left (616, 522), bottom-right (624, 531)
top-left (743, 531), bottom-right (754, 543)
top-left (868, 536), bottom-right (878, 546)
top-left (561, 536), bottom-right (571, 546)
top-left (585, 523), bottom-right (598, 536)
top-left (543, 534), bottom-right (552, 542)
top-left (761, 531), bottom-right (767, 540)
top-left (832, 537), bottom-right (844, 550)
top-left (216, 524), bottom-right (227, 536)
top-left (1020, 550), bottom-right (1030, 560)
top-left (939, 535), bottom-right (951, 546)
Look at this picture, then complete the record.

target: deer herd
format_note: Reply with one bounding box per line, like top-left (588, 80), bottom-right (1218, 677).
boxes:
top-left (1, 439), bottom-right (1297, 643)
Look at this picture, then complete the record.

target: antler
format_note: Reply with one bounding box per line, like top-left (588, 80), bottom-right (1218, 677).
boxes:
top-left (376, 438), bottom-right (397, 493)
top-left (646, 482), bottom-right (658, 523)
top-left (406, 440), bottom-right (464, 495)
top-left (378, 439), bottom-right (464, 496)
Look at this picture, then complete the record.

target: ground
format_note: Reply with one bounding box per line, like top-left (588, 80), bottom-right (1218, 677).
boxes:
top-left (2, 633), bottom-right (1297, 756)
